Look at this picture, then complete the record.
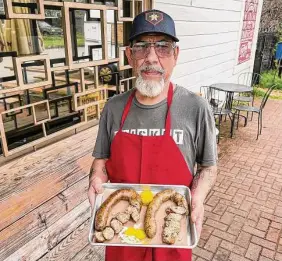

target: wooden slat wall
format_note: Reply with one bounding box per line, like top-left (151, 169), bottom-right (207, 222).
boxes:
top-left (0, 177), bottom-right (89, 259)
top-left (0, 126), bottom-right (104, 261)
top-left (39, 219), bottom-right (92, 261)
top-left (4, 201), bottom-right (90, 261)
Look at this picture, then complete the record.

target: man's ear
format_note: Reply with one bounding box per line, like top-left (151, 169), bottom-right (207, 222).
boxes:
top-left (125, 46), bottom-right (134, 67)
top-left (174, 46), bottom-right (179, 64)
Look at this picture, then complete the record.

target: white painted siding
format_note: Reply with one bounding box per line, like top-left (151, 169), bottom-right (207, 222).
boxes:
top-left (175, 21), bottom-right (240, 36)
top-left (154, 0), bottom-right (264, 91)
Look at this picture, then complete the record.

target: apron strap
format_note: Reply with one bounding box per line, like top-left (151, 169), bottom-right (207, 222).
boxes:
top-left (164, 82), bottom-right (173, 136)
top-left (119, 82), bottom-right (174, 132)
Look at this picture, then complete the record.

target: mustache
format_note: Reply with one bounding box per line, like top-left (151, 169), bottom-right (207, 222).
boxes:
top-left (139, 65), bottom-right (165, 74)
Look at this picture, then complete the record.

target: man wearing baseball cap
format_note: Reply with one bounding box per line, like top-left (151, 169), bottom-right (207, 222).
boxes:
top-left (88, 9), bottom-right (218, 261)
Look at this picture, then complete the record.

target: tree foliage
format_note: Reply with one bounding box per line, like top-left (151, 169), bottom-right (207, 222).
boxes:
top-left (260, 0), bottom-right (282, 32)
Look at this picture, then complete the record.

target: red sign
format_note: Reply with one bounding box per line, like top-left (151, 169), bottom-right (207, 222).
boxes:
top-left (238, 0), bottom-right (259, 64)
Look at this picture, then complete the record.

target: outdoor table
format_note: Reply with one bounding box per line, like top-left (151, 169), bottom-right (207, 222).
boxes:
top-left (209, 83), bottom-right (252, 137)
top-left (209, 83), bottom-right (252, 110)
top-left (210, 83), bottom-right (252, 93)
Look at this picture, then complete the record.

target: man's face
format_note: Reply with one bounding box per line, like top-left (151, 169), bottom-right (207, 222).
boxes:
top-left (125, 34), bottom-right (179, 97)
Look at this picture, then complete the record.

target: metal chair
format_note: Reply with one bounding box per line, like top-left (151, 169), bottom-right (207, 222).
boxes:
top-left (200, 86), bottom-right (211, 100)
top-left (200, 86), bottom-right (234, 143)
top-left (232, 84), bottom-right (277, 139)
top-left (233, 72), bottom-right (261, 120)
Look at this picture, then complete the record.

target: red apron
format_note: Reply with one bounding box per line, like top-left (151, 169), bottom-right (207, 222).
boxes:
top-left (105, 82), bottom-right (193, 261)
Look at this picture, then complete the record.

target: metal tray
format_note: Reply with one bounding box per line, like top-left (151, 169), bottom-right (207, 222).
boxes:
top-left (88, 183), bottom-right (198, 249)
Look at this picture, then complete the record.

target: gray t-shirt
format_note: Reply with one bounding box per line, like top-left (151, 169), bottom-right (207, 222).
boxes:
top-left (93, 85), bottom-right (217, 175)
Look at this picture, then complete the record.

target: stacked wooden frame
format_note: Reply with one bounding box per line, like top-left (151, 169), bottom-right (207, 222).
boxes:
top-left (0, 0), bottom-right (152, 157)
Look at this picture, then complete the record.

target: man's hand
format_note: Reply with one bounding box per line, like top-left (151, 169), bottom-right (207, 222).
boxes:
top-left (88, 159), bottom-right (108, 210)
top-left (88, 176), bottom-right (104, 210)
top-left (191, 197), bottom-right (205, 237)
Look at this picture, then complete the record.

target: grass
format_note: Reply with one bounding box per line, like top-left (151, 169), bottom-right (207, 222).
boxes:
top-left (260, 70), bottom-right (282, 90)
top-left (43, 33), bottom-right (85, 49)
top-left (251, 70), bottom-right (282, 100)
top-left (253, 87), bottom-right (282, 99)
top-left (253, 88), bottom-right (266, 98)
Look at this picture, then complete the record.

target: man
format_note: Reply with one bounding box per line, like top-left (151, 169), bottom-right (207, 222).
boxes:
top-left (88, 9), bottom-right (217, 261)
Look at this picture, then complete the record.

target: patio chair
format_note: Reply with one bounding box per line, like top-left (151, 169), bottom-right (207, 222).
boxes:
top-left (200, 86), bottom-right (234, 143)
top-left (232, 84), bottom-right (277, 140)
top-left (233, 72), bottom-right (261, 120)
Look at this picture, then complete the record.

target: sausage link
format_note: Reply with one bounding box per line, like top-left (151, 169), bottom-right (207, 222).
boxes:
top-left (144, 189), bottom-right (175, 238)
top-left (95, 188), bottom-right (142, 231)
top-left (144, 189), bottom-right (188, 239)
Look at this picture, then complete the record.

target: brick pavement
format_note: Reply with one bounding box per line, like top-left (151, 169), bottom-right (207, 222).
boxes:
top-left (193, 99), bottom-right (282, 261)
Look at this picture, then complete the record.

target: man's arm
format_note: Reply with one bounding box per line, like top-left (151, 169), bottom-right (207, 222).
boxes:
top-left (88, 158), bottom-right (109, 208)
top-left (88, 101), bottom-right (111, 209)
top-left (89, 158), bottom-right (108, 183)
top-left (191, 165), bottom-right (217, 202)
top-left (190, 165), bottom-right (217, 236)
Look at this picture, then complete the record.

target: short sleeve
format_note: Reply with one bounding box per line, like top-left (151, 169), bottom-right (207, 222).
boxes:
top-left (196, 104), bottom-right (218, 166)
top-left (92, 103), bottom-right (111, 159)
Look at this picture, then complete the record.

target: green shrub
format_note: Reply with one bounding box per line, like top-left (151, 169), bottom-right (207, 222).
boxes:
top-left (260, 70), bottom-right (282, 90)
top-left (254, 87), bottom-right (282, 99)
top-left (253, 88), bottom-right (266, 98)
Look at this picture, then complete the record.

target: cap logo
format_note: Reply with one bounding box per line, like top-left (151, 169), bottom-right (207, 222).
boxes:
top-left (145, 11), bottom-right (163, 26)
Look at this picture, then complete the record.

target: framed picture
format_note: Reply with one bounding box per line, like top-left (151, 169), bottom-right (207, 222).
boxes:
top-left (13, 54), bottom-right (52, 91)
top-left (4, 0), bottom-right (45, 19)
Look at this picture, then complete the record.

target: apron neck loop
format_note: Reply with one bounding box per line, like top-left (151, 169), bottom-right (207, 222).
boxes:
top-left (164, 82), bottom-right (173, 135)
top-left (119, 82), bottom-right (174, 132)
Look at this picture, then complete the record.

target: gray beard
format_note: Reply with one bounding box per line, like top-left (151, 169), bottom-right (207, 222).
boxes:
top-left (135, 76), bottom-right (166, 98)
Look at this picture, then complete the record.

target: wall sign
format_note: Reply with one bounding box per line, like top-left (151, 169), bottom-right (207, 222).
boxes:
top-left (238, 0), bottom-right (259, 64)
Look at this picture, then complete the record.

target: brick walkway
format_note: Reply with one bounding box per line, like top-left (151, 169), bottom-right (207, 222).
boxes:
top-left (193, 99), bottom-right (282, 261)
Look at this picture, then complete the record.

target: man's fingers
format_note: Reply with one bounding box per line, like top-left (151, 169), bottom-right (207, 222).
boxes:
top-left (88, 185), bottom-right (96, 209)
top-left (195, 211), bottom-right (204, 236)
top-left (191, 203), bottom-right (201, 223)
top-left (89, 176), bottom-right (104, 194)
top-left (88, 178), bottom-right (104, 212)
top-left (94, 182), bottom-right (104, 194)
top-left (191, 211), bottom-right (197, 223)
top-left (191, 201), bottom-right (205, 238)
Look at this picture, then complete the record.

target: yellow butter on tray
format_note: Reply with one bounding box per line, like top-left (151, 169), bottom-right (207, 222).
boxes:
top-left (140, 189), bottom-right (154, 205)
top-left (119, 226), bottom-right (147, 244)
top-left (124, 227), bottom-right (135, 236)
top-left (135, 229), bottom-right (146, 240)
top-left (125, 227), bottom-right (146, 240)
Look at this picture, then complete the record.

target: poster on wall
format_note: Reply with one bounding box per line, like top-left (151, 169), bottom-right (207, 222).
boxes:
top-left (238, 0), bottom-right (259, 64)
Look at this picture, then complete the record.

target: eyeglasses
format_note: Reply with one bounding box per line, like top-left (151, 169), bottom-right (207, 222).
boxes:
top-left (131, 41), bottom-right (176, 60)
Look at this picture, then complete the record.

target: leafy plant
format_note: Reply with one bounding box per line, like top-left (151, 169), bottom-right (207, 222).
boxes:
top-left (260, 70), bottom-right (282, 89)
top-left (253, 87), bottom-right (267, 97)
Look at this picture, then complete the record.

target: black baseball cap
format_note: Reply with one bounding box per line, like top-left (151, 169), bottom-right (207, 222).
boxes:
top-left (129, 9), bottom-right (179, 42)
